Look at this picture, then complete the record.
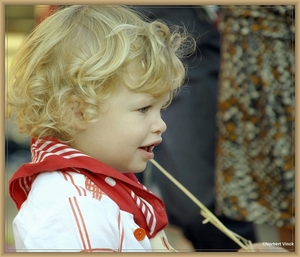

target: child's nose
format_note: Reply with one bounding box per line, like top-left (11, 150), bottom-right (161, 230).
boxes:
top-left (152, 116), bottom-right (167, 134)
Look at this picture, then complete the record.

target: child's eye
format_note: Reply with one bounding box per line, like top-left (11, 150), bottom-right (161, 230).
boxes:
top-left (138, 106), bottom-right (150, 114)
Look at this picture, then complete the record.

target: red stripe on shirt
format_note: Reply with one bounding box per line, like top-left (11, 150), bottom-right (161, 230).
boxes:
top-left (68, 197), bottom-right (91, 250)
top-left (62, 172), bottom-right (87, 196)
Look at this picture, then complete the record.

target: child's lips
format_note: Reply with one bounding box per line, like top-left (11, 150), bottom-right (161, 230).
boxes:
top-left (139, 140), bottom-right (162, 152)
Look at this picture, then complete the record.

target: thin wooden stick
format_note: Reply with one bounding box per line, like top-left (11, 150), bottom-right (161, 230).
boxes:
top-left (150, 159), bottom-right (254, 252)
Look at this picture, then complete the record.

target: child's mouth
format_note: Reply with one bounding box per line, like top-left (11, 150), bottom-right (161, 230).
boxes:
top-left (139, 145), bottom-right (155, 153)
top-left (138, 141), bottom-right (162, 159)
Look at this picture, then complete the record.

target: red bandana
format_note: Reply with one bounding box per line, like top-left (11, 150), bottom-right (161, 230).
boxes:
top-left (9, 138), bottom-right (168, 238)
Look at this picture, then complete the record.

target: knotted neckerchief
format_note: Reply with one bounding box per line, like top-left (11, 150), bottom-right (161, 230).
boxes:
top-left (9, 137), bottom-right (168, 238)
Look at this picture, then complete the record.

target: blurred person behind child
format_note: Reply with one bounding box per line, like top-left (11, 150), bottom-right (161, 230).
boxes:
top-left (6, 5), bottom-right (195, 252)
top-left (215, 5), bottom-right (295, 251)
top-left (135, 6), bottom-right (257, 252)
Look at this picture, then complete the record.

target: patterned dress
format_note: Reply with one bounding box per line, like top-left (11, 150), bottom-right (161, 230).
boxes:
top-left (215, 5), bottom-right (295, 229)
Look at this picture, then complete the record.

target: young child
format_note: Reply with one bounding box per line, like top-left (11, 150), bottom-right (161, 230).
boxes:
top-left (6, 5), bottom-right (195, 252)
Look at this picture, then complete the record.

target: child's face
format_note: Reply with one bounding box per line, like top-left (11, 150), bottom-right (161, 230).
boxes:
top-left (74, 85), bottom-right (169, 173)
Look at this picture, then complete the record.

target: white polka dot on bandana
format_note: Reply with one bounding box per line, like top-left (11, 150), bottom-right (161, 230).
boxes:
top-left (105, 176), bottom-right (116, 187)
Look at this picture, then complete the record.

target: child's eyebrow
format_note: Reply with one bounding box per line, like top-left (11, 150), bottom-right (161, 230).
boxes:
top-left (134, 94), bottom-right (155, 105)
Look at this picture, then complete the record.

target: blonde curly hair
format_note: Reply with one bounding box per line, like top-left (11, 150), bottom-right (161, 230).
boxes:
top-left (6, 5), bottom-right (195, 143)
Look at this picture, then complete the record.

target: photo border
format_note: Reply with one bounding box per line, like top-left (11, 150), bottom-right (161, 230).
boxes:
top-left (1, 1), bottom-right (298, 256)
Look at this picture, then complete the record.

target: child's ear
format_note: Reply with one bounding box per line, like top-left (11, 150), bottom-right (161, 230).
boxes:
top-left (69, 95), bottom-right (87, 130)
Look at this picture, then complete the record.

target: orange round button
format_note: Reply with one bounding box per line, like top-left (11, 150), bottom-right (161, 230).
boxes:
top-left (133, 227), bottom-right (146, 241)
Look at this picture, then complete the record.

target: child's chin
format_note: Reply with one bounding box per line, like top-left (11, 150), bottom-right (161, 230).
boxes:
top-left (130, 163), bottom-right (148, 174)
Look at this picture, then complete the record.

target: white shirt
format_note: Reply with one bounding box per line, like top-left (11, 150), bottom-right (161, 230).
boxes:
top-left (13, 171), bottom-right (175, 252)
